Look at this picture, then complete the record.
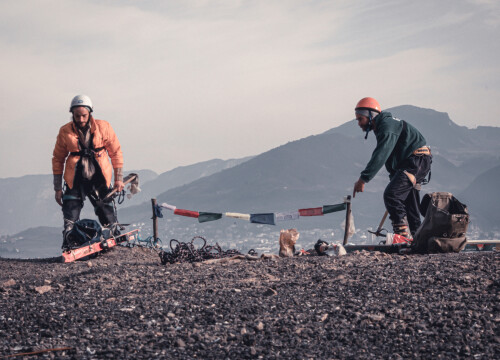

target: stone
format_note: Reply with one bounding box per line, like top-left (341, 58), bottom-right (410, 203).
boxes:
top-left (2, 279), bottom-right (16, 287)
top-left (35, 285), bottom-right (52, 294)
top-left (263, 288), bottom-right (277, 296)
top-left (255, 321), bottom-right (264, 331)
top-left (0, 244), bottom-right (497, 360)
top-left (175, 338), bottom-right (186, 348)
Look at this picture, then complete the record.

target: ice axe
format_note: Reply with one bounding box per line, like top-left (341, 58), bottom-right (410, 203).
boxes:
top-left (104, 173), bottom-right (139, 200)
top-left (368, 210), bottom-right (389, 237)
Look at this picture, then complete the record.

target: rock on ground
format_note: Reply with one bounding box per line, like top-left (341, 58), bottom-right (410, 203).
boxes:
top-left (0, 247), bottom-right (498, 359)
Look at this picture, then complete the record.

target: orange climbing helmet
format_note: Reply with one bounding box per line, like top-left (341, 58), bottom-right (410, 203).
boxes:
top-left (355, 97), bottom-right (381, 139)
top-left (355, 97), bottom-right (381, 113)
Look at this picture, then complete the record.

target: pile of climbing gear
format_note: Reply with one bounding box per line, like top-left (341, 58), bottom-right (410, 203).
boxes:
top-left (62, 229), bottom-right (140, 263)
top-left (62, 219), bottom-right (103, 250)
top-left (159, 236), bottom-right (242, 264)
top-left (294, 239), bottom-right (347, 257)
top-left (122, 234), bottom-right (162, 250)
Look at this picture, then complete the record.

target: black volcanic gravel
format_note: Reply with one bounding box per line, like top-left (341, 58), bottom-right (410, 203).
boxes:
top-left (0, 247), bottom-right (498, 359)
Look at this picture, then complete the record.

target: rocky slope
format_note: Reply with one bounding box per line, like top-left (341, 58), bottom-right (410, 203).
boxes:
top-left (0, 247), bottom-right (498, 359)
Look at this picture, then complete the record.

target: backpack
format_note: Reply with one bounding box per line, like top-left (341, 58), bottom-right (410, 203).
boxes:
top-left (412, 192), bottom-right (469, 254)
top-left (66, 219), bottom-right (103, 248)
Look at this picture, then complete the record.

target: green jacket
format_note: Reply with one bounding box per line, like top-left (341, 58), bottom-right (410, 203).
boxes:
top-left (360, 111), bottom-right (426, 183)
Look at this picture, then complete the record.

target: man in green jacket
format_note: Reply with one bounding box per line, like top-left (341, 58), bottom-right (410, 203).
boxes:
top-left (352, 97), bottom-right (432, 238)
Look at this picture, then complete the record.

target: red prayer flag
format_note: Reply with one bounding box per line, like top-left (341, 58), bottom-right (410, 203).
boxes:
top-left (298, 207), bottom-right (323, 216)
top-left (174, 209), bottom-right (200, 218)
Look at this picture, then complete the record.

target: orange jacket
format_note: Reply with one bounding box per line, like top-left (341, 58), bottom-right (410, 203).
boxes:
top-left (52, 117), bottom-right (123, 189)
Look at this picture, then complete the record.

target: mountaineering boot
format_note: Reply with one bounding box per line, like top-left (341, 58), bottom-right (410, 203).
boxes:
top-left (62, 219), bottom-right (77, 250)
top-left (392, 217), bottom-right (413, 240)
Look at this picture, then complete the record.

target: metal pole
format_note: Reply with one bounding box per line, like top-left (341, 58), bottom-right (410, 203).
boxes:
top-left (151, 198), bottom-right (158, 241)
top-left (343, 195), bottom-right (352, 246)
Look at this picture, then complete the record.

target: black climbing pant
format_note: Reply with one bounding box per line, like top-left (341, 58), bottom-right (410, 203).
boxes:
top-left (62, 175), bottom-right (117, 230)
top-left (383, 154), bottom-right (432, 235)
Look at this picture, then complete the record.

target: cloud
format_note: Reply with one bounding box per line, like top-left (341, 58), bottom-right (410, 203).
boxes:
top-left (0, 0), bottom-right (498, 177)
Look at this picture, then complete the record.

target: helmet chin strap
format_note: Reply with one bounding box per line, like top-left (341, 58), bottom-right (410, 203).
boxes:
top-left (364, 112), bottom-right (374, 139)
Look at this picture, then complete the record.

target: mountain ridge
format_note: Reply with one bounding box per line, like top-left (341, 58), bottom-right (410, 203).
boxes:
top-left (1, 105), bottom-right (499, 256)
top-left (119, 105), bottom-right (500, 233)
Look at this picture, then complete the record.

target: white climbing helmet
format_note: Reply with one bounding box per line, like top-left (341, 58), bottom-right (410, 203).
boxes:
top-left (69, 94), bottom-right (93, 113)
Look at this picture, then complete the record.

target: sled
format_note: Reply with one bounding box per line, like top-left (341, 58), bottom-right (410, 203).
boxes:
top-left (343, 243), bottom-right (411, 254)
top-left (344, 239), bottom-right (499, 254)
top-left (464, 240), bottom-right (500, 252)
top-left (61, 229), bottom-right (140, 263)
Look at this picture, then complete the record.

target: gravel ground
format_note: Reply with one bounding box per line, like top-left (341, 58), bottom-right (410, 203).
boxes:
top-left (1, 247), bottom-right (498, 359)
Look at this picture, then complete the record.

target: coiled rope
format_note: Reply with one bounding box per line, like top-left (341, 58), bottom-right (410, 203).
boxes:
top-left (159, 236), bottom-right (242, 264)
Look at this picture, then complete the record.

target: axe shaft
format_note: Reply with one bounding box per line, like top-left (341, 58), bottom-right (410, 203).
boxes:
top-left (368, 210), bottom-right (389, 237)
top-left (104, 174), bottom-right (137, 200)
top-left (375, 210), bottom-right (389, 235)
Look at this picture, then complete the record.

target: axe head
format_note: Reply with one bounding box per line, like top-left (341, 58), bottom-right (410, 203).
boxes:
top-left (368, 228), bottom-right (388, 237)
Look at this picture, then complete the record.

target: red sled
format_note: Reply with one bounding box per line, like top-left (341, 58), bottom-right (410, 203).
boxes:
top-left (61, 229), bottom-right (140, 263)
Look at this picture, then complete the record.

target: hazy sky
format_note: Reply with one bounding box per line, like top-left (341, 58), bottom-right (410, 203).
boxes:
top-left (1, 0), bottom-right (499, 178)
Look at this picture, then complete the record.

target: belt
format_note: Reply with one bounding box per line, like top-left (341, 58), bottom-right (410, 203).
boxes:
top-left (413, 146), bottom-right (431, 156)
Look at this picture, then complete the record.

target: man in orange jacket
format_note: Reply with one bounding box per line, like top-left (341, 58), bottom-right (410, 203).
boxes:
top-left (52, 95), bottom-right (124, 248)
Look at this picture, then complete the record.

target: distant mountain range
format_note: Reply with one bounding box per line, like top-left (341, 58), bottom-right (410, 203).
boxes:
top-left (0, 226), bottom-right (62, 259)
top-left (118, 105), bottom-right (500, 232)
top-left (326, 105), bottom-right (500, 165)
top-left (124, 157), bottom-right (253, 206)
top-left (460, 164), bottom-right (500, 230)
top-left (2, 105), bottom-right (499, 258)
top-left (0, 158), bottom-right (252, 235)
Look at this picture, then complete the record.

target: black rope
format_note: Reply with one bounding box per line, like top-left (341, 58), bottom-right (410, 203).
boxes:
top-left (247, 249), bottom-right (258, 256)
top-left (159, 236), bottom-right (242, 265)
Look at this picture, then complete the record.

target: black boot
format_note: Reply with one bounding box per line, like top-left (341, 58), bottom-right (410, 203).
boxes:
top-left (61, 219), bottom-right (77, 250)
top-left (392, 217), bottom-right (413, 240)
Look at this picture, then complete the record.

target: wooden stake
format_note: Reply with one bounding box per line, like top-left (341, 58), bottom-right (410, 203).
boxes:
top-left (151, 198), bottom-right (158, 242)
top-left (343, 195), bottom-right (352, 246)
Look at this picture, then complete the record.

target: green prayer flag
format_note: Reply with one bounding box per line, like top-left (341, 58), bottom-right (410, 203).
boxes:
top-left (322, 203), bottom-right (346, 214)
top-left (198, 212), bottom-right (223, 223)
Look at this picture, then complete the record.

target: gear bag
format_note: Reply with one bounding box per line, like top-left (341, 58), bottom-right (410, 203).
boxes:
top-left (412, 192), bottom-right (469, 254)
top-left (66, 219), bottom-right (103, 248)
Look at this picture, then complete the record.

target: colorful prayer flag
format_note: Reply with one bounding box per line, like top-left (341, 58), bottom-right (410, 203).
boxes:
top-left (275, 211), bottom-right (300, 222)
top-left (322, 203), bottom-right (347, 214)
top-left (298, 207), bottom-right (323, 216)
top-left (160, 203), bottom-right (177, 211)
top-left (174, 209), bottom-right (200, 218)
top-left (225, 212), bottom-right (251, 221)
top-left (198, 212), bottom-right (223, 223)
top-left (250, 213), bottom-right (275, 225)
top-left (154, 204), bottom-right (163, 218)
